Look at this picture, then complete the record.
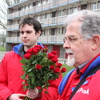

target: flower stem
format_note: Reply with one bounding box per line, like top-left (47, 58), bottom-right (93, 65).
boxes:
top-left (24, 96), bottom-right (32, 100)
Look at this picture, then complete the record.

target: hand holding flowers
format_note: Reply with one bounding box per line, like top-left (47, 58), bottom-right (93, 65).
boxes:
top-left (20, 45), bottom-right (67, 100)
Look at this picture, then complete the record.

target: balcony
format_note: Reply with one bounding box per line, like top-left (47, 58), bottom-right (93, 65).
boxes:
top-left (6, 37), bottom-right (21, 43)
top-left (7, 24), bottom-right (19, 31)
top-left (8, 0), bottom-right (79, 19)
top-left (94, 9), bottom-right (100, 13)
top-left (7, 15), bottom-right (67, 31)
top-left (6, 35), bottom-right (64, 44)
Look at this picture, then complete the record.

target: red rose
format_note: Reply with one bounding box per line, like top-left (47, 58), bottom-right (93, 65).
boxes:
top-left (32, 48), bottom-right (39, 55)
top-left (43, 46), bottom-right (48, 53)
top-left (24, 53), bottom-right (31, 59)
top-left (53, 67), bottom-right (61, 73)
top-left (51, 51), bottom-right (57, 55)
top-left (34, 45), bottom-right (42, 51)
top-left (47, 53), bottom-right (54, 59)
top-left (35, 64), bottom-right (42, 70)
top-left (61, 68), bottom-right (67, 73)
top-left (37, 87), bottom-right (42, 89)
top-left (49, 65), bottom-right (55, 70)
top-left (51, 56), bottom-right (58, 63)
top-left (27, 48), bottom-right (33, 54)
top-left (56, 63), bottom-right (62, 68)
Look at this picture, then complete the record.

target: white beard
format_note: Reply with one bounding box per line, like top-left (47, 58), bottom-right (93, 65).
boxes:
top-left (65, 49), bottom-right (75, 67)
top-left (66, 56), bottom-right (75, 67)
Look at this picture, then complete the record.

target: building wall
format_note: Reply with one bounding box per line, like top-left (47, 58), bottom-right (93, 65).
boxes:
top-left (7, 0), bottom-right (100, 58)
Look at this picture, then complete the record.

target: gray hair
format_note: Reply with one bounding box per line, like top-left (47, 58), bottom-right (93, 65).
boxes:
top-left (64, 10), bottom-right (100, 39)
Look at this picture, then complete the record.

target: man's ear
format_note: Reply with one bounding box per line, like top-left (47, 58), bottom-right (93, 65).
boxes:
top-left (91, 35), bottom-right (100, 50)
top-left (37, 31), bottom-right (41, 37)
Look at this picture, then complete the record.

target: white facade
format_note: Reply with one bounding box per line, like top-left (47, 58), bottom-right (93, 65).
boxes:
top-left (7, 0), bottom-right (100, 58)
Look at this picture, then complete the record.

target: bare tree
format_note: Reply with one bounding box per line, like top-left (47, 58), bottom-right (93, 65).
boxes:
top-left (0, 33), bottom-right (6, 47)
top-left (0, 0), bottom-right (23, 30)
top-left (0, 0), bottom-right (23, 47)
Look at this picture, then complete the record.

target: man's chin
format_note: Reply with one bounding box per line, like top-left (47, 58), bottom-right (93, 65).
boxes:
top-left (66, 62), bottom-right (74, 67)
top-left (23, 43), bottom-right (29, 46)
top-left (66, 58), bottom-right (75, 67)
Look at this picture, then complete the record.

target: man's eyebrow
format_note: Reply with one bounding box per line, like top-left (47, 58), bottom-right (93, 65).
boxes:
top-left (20, 31), bottom-right (23, 32)
top-left (67, 35), bottom-right (76, 38)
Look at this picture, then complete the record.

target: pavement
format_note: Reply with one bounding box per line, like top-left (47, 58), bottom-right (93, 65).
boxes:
top-left (0, 51), bottom-right (7, 60)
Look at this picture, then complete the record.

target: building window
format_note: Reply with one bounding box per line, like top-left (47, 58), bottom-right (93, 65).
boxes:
top-left (43, 0), bottom-right (46, 5)
top-left (68, 9), bottom-right (70, 14)
top-left (50, 28), bottom-right (55, 35)
top-left (45, 13), bottom-right (47, 19)
top-left (80, 4), bottom-right (87, 10)
top-left (65, 9), bottom-right (68, 15)
top-left (33, 2), bottom-right (36, 6)
top-left (42, 14), bottom-right (45, 19)
top-left (62, 27), bottom-right (65, 34)
top-left (48, 0), bottom-right (52, 3)
top-left (38, 1), bottom-right (41, 6)
top-left (42, 29), bottom-right (46, 35)
top-left (92, 3), bottom-right (96, 10)
top-left (58, 28), bottom-right (62, 34)
top-left (70, 8), bottom-right (73, 14)
top-left (98, 1), bottom-right (100, 9)
top-left (73, 7), bottom-right (77, 12)
top-left (37, 15), bottom-right (41, 21)
top-left (47, 13), bottom-right (50, 18)
top-left (51, 11), bottom-right (56, 17)
top-left (25, 5), bottom-right (28, 10)
top-left (59, 10), bottom-right (63, 16)
top-left (17, 32), bottom-right (19, 37)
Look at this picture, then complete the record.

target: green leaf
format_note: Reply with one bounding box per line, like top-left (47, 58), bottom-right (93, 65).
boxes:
top-left (20, 59), bottom-right (28, 64)
top-left (27, 68), bottom-right (32, 73)
top-left (21, 74), bottom-right (26, 79)
top-left (21, 65), bottom-right (27, 68)
top-left (44, 91), bottom-right (48, 94)
top-left (31, 78), bottom-right (35, 84)
top-left (36, 72), bottom-right (41, 79)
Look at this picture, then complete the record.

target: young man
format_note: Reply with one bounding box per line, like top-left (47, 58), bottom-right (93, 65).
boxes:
top-left (0, 16), bottom-right (62, 100)
top-left (58, 10), bottom-right (100, 100)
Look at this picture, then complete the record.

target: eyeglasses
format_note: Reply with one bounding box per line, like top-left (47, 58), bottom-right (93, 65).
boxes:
top-left (63, 35), bottom-right (85, 44)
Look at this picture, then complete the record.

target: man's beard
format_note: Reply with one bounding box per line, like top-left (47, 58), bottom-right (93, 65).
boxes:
top-left (66, 56), bottom-right (75, 67)
top-left (65, 49), bottom-right (75, 67)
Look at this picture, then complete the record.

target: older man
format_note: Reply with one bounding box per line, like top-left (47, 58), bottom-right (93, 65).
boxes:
top-left (58, 10), bottom-right (100, 100)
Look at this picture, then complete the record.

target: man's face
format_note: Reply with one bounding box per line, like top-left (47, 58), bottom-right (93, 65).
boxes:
top-left (63, 20), bottom-right (93, 68)
top-left (20, 24), bottom-right (41, 51)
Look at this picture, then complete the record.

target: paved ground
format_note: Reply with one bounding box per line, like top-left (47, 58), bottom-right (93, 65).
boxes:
top-left (0, 51), bottom-right (7, 60)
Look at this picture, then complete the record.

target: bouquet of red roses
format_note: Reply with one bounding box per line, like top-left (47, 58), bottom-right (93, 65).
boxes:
top-left (20, 45), bottom-right (66, 100)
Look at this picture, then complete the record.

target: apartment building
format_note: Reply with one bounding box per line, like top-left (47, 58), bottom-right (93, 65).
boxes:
top-left (7, 0), bottom-right (100, 58)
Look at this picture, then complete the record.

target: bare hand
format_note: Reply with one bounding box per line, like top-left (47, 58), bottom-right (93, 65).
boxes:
top-left (8, 93), bottom-right (26, 100)
top-left (26, 88), bottom-right (39, 99)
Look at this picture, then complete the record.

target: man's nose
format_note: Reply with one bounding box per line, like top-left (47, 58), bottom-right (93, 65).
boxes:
top-left (63, 41), bottom-right (70, 49)
top-left (23, 32), bottom-right (27, 37)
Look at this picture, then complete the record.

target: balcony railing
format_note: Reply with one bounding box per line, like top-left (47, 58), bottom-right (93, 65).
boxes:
top-left (7, 24), bottom-right (19, 31)
top-left (6, 37), bottom-right (21, 43)
top-left (7, 0), bottom-right (78, 19)
top-left (7, 15), bottom-right (67, 31)
top-left (6, 35), bottom-right (64, 44)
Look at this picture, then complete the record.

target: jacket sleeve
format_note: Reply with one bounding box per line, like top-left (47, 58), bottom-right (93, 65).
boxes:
top-left (0, 55), bottom-right (13, 100)
top-left (34, 74), bottom-right (62, 100)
